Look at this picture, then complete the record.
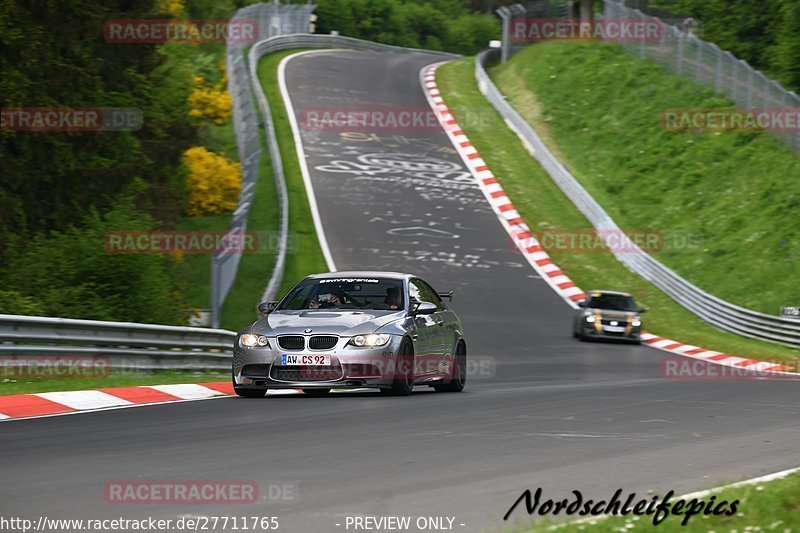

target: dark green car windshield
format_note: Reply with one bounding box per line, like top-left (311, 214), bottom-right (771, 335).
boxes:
top-left (587, 294), bottom-right (637, 312)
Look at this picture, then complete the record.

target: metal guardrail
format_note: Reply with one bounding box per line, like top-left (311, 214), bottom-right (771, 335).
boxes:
top-left (476, 48), bottom-right (800, 348)
top-left (0, 314), bottom-right (236, 370)
top-left (212, 3), bottom-right (317, 329)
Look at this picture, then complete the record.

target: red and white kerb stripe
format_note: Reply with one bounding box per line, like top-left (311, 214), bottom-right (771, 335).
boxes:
top-left (422, 64), bottom-right (585, 305)
top-left (0, 383), bottom-right (303, 421)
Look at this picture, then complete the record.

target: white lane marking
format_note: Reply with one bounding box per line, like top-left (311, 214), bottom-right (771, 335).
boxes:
top-left (35, 390), bottom-right (133, 410)
top-left (278, 50), bottom-right (339, 272)
top-left (148, 384), bottom-right (223, 400)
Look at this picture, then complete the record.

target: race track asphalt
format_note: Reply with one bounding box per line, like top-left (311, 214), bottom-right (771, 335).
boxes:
top-left (0, 50), bottom-right (798, 533)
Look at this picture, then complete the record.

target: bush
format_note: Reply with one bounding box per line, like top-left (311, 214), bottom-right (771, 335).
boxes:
top-left (188, 72), bottom-right (232, 125)
top-left (183, 146), bottom-right (241, 215)
top-left (0, 291), bottom-right (45, 315)
top-left (2, 183), bottom-right (187, 324)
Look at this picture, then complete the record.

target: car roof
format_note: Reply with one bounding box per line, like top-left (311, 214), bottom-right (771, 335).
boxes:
top-left (586, 290), bottom-right (632, 297)
top-left (305, 271), bottom-right (410, 281)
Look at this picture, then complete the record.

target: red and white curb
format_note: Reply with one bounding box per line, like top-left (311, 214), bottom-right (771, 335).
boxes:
top-left (0, 383), bottom-right (302, 422)
top-left (420, 63), bottom-right (798, 378)
top-left (639, 333), bottom-right (794, 373)
top-left (0, 383), bottom-right (382, 422)
top-left (422, 65), bottom-right (585, 306)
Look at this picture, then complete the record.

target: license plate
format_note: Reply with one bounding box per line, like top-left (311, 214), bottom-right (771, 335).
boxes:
top-left (281, 354), bottom-right (331, 366)
top-left (603, 325), bottom-right (625, 333)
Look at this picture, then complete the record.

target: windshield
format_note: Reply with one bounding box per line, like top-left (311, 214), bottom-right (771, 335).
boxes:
top-left (587, 293), bottom-right (638, 312)
top-left (277, 277), bottom-right (405, 311)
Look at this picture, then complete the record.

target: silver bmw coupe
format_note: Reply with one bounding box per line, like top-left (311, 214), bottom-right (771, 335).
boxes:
top-left (232, 272), bottom-right (466, 397)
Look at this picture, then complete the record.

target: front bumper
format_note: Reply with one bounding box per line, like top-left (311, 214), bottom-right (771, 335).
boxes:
top-left (579, 319), bottom-right (641, 341)
top-left (233, 334), bottom-right (405, 389)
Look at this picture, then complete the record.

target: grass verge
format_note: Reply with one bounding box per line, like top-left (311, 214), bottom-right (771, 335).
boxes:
top-left (198, 49), bottom-right (327, 331)
top-left (256, 50), bottom-right (328, 297)
top-left (512, 470), bottom-right (800, 532)
top-left (0, 370), bottom-right (228, 396)
top-left (492, 42), bottom-right (800, 317)
top-left (436, 57), bottom-right (800, 365)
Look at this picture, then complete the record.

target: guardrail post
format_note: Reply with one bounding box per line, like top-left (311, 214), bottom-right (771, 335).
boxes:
top-left (496, 7), bottom-right (511, 64)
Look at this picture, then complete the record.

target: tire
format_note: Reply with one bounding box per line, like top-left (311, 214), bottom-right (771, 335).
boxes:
top-left (302, 388), bottom-right (331, 397)
top-left (232, 369), bottom-right (267, 398)
top-left (383, 339), bottom-right (414, 396)
top-left (434, 341), bottom-right (466, 393)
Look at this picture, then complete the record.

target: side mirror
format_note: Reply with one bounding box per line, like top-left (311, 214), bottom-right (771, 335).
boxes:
top-left (577, 301), bottom-right (587, 308)
top-left (257, 301), bottom-right (278, 316)
top-left (413, 301), bottom-right (437, 316)
top-left (637, 306), bottom-right (648, 314)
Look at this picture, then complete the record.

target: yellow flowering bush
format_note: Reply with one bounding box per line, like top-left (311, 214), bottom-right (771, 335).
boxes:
top-left (155, 0), bottom-right (184, 16)
top-left (183, 147), bottom-right (241, 216)
top-left (188, 73), bottom-right (232, 125)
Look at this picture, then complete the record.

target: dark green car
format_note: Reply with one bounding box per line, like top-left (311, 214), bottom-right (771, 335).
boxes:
top-left (573, 290), bottom-right (646, 343)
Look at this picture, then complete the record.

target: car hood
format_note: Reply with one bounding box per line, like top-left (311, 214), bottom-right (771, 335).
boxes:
top-left (250, 309), bottom-right (405, 336)
top-left (589, 308), bottom-right (638, 320)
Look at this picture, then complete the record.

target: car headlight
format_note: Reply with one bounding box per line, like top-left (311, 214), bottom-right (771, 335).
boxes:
top-left (632, 319), bottom-right (642, 327)
top-left (349, 333), bottom-right (391, 347)
top-left (585, 315), bottom-right (596, 323)
top-left (240, 334), bottom-right (270, 348)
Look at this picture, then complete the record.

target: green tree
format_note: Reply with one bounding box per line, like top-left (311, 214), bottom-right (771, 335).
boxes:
top-left (3, 182), bottom-right (187, 324)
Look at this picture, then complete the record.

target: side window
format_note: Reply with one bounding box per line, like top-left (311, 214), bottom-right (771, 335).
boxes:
top-left (408, 279), bottom-right (425, 304)
top-left (280, 284), bottom-right (315, 310)
top-left (410, 279), bottom-right (443, 309)
top-left (420, 280), bottom-right (444, 309)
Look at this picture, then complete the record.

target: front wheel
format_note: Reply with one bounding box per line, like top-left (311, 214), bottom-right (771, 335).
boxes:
top-left (382, 339), bottom-right (414, 396)
top-left (435, 342), bottom-right (466, 393)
